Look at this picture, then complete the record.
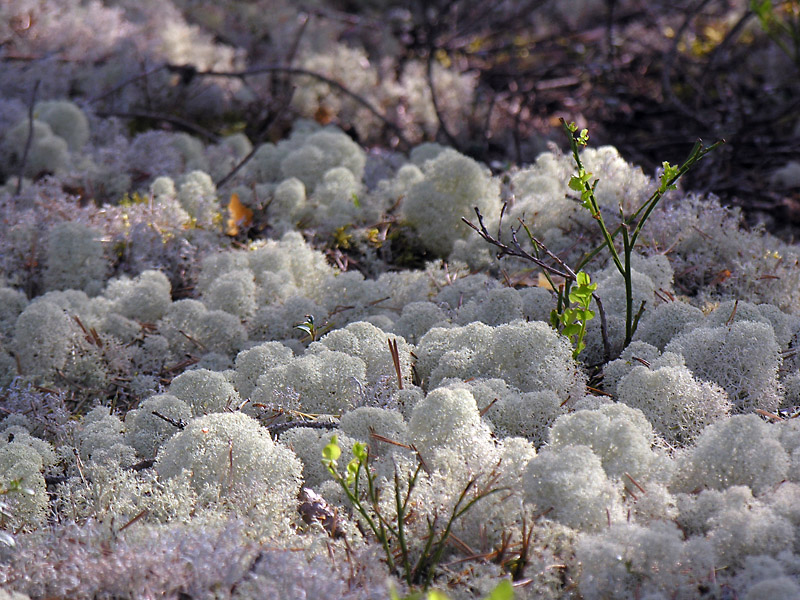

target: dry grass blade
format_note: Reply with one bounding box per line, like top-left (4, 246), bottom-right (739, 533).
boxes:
top-left (388, 338), bottom-right (404, 390)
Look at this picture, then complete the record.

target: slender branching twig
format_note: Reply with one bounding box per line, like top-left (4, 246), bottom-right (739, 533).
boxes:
top-left (462, 208), bottom-right (572, 280)
top-left (94, 109), bottom-right (221, 142)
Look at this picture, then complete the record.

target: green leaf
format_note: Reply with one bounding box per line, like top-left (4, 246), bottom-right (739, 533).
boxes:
top-left (568, 176), bottom-right (584, 191)
top-left (346, 458), bottom-right (360, 487)
top-left (562, 323), bottom-right (581, 337)
top-left (427, 591), bottom-right (450, 600)
top-left (322, 436), bottom-right (342, 462)
top-left (484, 579), bottom-right (514, 600)
top-left (658, 161), bottom-right (679, 193)
top-left (568, 289), bottom-right (587, 304)
top-left (353, 441), bottom-right (368, 463)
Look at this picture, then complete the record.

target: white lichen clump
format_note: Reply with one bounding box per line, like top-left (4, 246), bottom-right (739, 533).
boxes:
top-left (402, 149), bottom-right (500, 257)
top-left (3, 36), bottom-right (800, 596)
top-left (155, 412), bottom-right (302, 511)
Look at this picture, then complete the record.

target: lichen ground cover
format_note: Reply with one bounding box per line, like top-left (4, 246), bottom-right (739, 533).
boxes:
top-left (2, 2), bottom-right (800, 599)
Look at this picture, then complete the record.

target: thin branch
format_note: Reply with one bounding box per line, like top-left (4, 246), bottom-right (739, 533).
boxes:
top-left (15, 80), bottom-right (40, 196)
top-left (215, 143), bottom-right (261, 189)
top-left (388, 338), bottom-right (404, 390)
top-left (660, 0), bottom-right (715, 122)
top-left (185, 64), bottom-right (411, 149)
top-left (87, 63), bottom-right (168, 105)
top-left (426, 50), bottom-right (460, 149)
top-left (285, 13), bottom-right (310, 67)
top-left (94, 109), bottom-right (221, 142)
top-left (462, 207), bottom-right (573, 280)
top-left (216, 23), bottom-right (302, 190)
top-left (267, 420), bottom-right (338, 436)
top-left (517, 218), bottom-right (577, 279)
top-left (150, 411), bottom-right (186, 430)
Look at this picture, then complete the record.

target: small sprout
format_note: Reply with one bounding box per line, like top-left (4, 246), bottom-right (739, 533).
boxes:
top-left (565, 121), bottom-right (589, 146)
top-left (3, 478), bottom-right (35, 497)
top-left (295, 314), bottom-right (323, 342)
top-left (366, 227), bottom-right (384, 248)
top-left (559, 119), bottom-right (721, 349)
top-left (658, 161), bottom-right (680, 194)
top-left (345, 442), bottom-right (366, 487)
top-left (568, 168), bottom-right (597, 211)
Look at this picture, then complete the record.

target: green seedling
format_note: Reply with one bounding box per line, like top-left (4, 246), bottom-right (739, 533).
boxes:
top-left (294, 314), bottom-right (332, 342)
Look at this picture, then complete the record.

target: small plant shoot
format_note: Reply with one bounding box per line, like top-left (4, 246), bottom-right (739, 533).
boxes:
top-left (322, 436), bottom-right (503, 591)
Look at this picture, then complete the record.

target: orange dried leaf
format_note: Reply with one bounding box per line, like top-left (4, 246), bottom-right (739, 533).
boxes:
top-left (537, 272), bottom-right (555, 290)
top-left (709, 268), bottom-right (732, 285)
top-left (226, 193), bottom-right (253, 236)
top-left (314, 105), bottom-right (334, 125)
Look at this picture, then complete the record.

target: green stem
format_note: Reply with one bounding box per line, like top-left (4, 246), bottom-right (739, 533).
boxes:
top-left (576, 139), bottom-right (723, 273)
top-left (629, 140), bottom-right (722, 247)
top-left (563, 121), bottom-right (625, 276)
top-left (394, 468), bottom-right (413, 583)
top-left (336, 467), bottom-right (396, 573)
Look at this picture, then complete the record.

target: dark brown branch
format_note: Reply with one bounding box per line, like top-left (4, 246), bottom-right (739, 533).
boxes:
top-left (215, 143), bottom-right (261, 189)
top-left (151, 411), bottom-right (186, 430)
top-left (267, 420), bottom-right (338, 436)
top-left (388, 338), bottom-right (404, 390)
top-left (516, 218), bottom-right (578, 279)
top-left (285, 12), bottom-right (310, 67)
top-left (426, 50), bottom-right (460, 149)
top-left (87, 63), bottom-right (168, 105)
top-left (94, 109), bottom-right (221, 143)
top-left (660, 0), bottom-right (715, 122)
top-left (15, 80), bottom-right (40, 197)
top-left (184, 64), bottom-right (411, 149)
